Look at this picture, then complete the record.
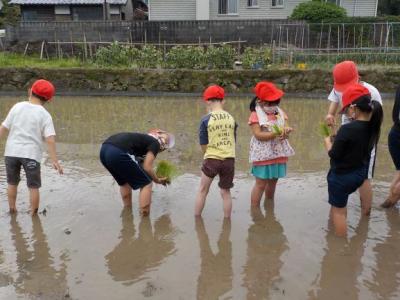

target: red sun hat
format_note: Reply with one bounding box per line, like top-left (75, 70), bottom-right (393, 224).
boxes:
top-left (203, 85), bottom-right (225, 101)
top-left (254, 81), bottom-right (284, 102)
top-left (31, 79), bottom-right (55, 101)
top-left (333, 61), bottom-right (359, 93)
top-left (340, 83), bottom-right (371, 113)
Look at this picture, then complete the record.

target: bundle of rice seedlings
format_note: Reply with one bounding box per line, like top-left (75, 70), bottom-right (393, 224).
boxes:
top-left (319, 123), bottom-right (331, 137)
top-left (271, 124), bottom-right (283, 135)
top-left (155, 160), bottom-right (178, 184)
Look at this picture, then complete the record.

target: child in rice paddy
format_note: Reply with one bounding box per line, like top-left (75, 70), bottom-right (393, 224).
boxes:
top-left (100, 129), bottom-right (175, 216)
top-left (248, 82), bottom-right (294, 207)
top-left (194, 85), bottom-right (237, 218)
top-left (324, 83), bottom-right (383, 237)
top-left (0, 79), bottom-right (63, 215)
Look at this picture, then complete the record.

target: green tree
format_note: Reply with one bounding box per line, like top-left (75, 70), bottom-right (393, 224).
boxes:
top-left (291, 0), bottom-right (347, 23)
top-left (0, 0), bottom-right (21, 27)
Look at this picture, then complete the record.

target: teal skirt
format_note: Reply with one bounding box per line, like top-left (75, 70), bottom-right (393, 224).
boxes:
top-left (251, 163), bottom-right (287, 179)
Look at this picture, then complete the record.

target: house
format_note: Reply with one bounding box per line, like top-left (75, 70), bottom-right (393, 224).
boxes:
top-left (9, 0), bottom-right (131, 21)
top-left (148, 0), bottom-right (379, 21)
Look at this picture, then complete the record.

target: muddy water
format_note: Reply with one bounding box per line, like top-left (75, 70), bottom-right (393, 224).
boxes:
top-left (0, 96), bottom-right (397, 300)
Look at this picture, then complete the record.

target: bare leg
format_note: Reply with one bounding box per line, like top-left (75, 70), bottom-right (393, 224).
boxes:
top-left (29, 188), bottom-right (40, 216)
top-left (194, 172), bottom-right (213, 217)
top-left (139, 183), bottom-right (153, 217)
top-left (250, 178), bottom-right (267, 207)
top-left (265, 179), bottom-right (278, 200)
top-left (330, 206), bottom-right (347, 237)
top-left (220, 188), bottom-right (232, 218)
top-left (120, 183), bottom-right (132, 207)
top-left (381, 171), bottom-right (400, 208)
top-left (7, 184), bottom-right (18, 214)
top-left (359, 179), bottom-right (372, 216)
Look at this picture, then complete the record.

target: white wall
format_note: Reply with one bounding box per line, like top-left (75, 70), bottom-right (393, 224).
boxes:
top-left (148, 0), bottom-right (379, 21)
top-left (341, 0), bottom-right (378, 17)
top-left (196, 0), bottom-right (210, 20)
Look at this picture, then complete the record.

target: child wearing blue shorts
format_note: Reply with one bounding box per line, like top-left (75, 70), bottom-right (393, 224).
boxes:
top-left (324, 83), bottom-right (383, 236)
top-left (100, 129), bottom-right (174, 216)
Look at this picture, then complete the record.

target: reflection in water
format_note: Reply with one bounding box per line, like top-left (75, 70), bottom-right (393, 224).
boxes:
top-left (195, 217), bottom-right (232, 300)
top-left (369, 210), bottom-right (400, 300)
top-left (105, 209), bottom-right (176, 285)
top-left (310, 218), bottom-right (369, 300)
top-left (10, 216), bottom-right (68, 299)
top-left (243, 201), bottom-right (288, 300)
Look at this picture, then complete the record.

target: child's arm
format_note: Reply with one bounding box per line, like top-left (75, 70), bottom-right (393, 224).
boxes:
top-left (251, 123), bottom-right (277, 141)
top-left (142, 151), bottom-right (168, 186)
top-left (0, 125), bottom-right (9, 139)
top-left (326, 101), bottom-right (339, 127)
top-left (45, 136), bottom-right (63, 175)
top-left (200, 145), bottom-right (207, 153)
top-left (324, 136), bottom-right (333, 152)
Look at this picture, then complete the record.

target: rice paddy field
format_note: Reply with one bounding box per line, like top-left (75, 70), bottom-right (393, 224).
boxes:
top-left (0, 96), bottom-right (397, 300)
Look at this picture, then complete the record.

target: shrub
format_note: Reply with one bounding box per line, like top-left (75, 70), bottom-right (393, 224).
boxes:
top-left (205, 45), bottom-right (236, 69)
top-left (138, 45), bottom-right (162, 68)
top-left (94, 42), bottom-right (137, 67)
top-left (291, 1), bottom-right (346, 23)
top-left (0, 0), bottom-right (20, 27)
top-left (241, 47), bottom-right (272, 69)
top-left (165, 46), bottom-right (206, 69)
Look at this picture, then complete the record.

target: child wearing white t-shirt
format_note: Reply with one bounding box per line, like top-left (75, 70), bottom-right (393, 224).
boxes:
top-left (0, 80), bottom-right (63, 215)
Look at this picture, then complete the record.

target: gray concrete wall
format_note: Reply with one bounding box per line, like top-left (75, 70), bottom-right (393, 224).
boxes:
top-left (5, 20), bottom-right (305, 45)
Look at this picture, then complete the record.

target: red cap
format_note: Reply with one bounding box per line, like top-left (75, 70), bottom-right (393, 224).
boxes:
top-left (254, 81), bottom-right (284, 102)
top-left (31, 79), bottom-right (55, 101)
top-left (333, 61), bottom-right (359, 92)
top-left (340, 83), bottom-right (371, 113)
top-left (203, 85), bottom-right (224, 101)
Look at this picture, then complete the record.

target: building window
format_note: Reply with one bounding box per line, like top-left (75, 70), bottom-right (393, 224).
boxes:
top-left (271, 0), bottom-right (284, 8)
top-left (247, 0), bottom-right (258, 7)
top-left (218, 0), bottom-right (238, 14)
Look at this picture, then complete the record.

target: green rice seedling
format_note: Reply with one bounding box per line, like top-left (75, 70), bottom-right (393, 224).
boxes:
top-left (319, 123), bottom-right (331, 137)
top-left (271, 124), bottom-right (283, 135)
top-left (155, 160), bottom-right (178, 184)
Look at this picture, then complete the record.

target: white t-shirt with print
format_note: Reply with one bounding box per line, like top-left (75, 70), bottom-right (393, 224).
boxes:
top-left (328, 81), bottom-right (383, 124)
top-left (2, 101), bottom-right (56, 163)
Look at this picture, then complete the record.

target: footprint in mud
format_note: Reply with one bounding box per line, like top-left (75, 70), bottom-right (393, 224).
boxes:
top-left (142, 281), bottom-right (161, 297)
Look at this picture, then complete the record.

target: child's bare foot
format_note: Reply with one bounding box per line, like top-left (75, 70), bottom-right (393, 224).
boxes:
top-left (381, 199), bottom-right (396, 208)
top-left (9, 208), bottom-right (17, 214)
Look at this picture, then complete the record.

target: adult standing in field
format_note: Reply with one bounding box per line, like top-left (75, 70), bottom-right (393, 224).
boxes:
top-left (100, 129), bottom-right (175, 216)
top-left (325, 61), bottom-right (383, 216)
top-left (381, 86), bottom-right (400, 208)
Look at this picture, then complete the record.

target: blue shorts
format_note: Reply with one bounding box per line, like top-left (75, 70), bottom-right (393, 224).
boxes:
top-left (389, 127), bottom-right (400, 171)
top-left (100, 143), bottom-right (152, 190)
top-left (327, 166), bottom-right (366, 208)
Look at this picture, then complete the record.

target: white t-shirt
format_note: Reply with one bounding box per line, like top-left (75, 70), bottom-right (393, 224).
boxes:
top-left (2, 101), bottom-right (56, 163)
top-left (328, 81), bottom-right (383, 124)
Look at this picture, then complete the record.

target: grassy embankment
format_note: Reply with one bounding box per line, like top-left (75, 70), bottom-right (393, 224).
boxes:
top-left (1, 52), bottom-right (399, 71)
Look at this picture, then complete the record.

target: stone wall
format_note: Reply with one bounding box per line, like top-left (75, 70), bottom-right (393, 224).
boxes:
top-left (0, 68), bottom-right (398, 95)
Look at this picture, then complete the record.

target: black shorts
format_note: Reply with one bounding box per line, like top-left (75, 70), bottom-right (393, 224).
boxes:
top-left (389, 127), bottom-right (400, 170)
top-left (201, 158), bottom-right (235, 189)
top-left (5, 156), bottom-right (41, 188)
top-left (100, 143), bottom-right (152, 190)
top-left (327, 166), bottom-right (366, 208)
